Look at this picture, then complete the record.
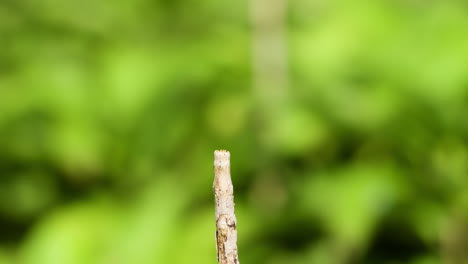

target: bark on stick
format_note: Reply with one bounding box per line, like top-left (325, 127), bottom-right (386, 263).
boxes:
top-left (213, 150), bottom-right (239, 264)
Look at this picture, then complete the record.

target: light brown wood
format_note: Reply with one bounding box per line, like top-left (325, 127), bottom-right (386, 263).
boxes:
top-left (213, 150), bottom-right (239, 264)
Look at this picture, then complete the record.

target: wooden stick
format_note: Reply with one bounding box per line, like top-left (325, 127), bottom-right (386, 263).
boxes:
top-left (213, 150), bottom-right (240, 264)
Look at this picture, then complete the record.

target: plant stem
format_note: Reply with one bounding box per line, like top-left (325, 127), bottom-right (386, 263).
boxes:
top-left (213, 150), bottom-right (239, 264)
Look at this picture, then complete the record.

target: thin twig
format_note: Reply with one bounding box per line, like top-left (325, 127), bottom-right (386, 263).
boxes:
top-left (213, 150), bottom-right (239, 264)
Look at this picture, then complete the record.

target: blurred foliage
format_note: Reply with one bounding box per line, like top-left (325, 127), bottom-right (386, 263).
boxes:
top-left (1, 0), bottom-right (468, 263)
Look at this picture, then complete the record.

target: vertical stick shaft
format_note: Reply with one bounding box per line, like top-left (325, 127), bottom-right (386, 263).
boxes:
top-left (214, 150), bottom-right (239, 264)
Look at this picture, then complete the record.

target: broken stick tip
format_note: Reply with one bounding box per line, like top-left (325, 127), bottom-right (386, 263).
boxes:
top-left (214, 149), bottom-right (230, 160)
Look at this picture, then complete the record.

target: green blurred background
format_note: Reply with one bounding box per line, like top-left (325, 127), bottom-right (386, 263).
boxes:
top-left (1, 0), bottom-right (468, 263)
